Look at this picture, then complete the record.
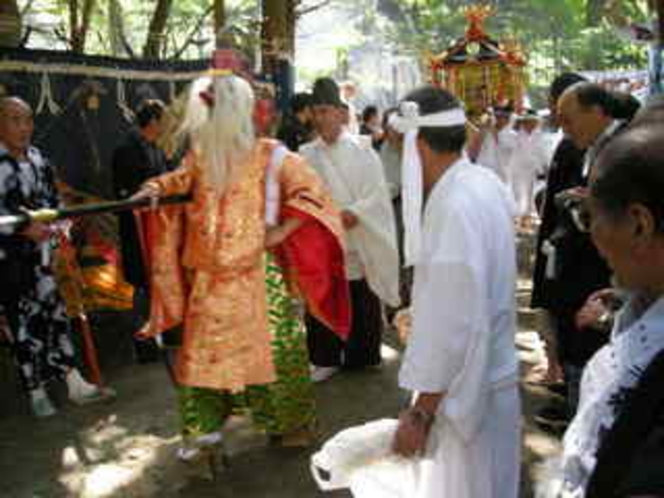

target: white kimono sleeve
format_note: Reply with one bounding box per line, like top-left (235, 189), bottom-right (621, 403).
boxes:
top-left (345, 146), bottom-right (400, 307)
top-left (399, 197), bottom-right (494, 442)
top-left (343, 147), bottom-right (391, 218)
top-left (399, 259), bottom-right (492, 443)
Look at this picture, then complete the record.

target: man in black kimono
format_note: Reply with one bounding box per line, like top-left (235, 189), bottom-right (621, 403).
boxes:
top-left (531, 74), bottom-right (588, 388)
top-left (111, 99), bottom-right (170, 362)
top-left (0, 96), bottom-right (107, 417)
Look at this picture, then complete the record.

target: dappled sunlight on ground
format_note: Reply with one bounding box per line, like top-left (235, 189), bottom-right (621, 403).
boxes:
top-left (55, 411), bottom-right (181, 496)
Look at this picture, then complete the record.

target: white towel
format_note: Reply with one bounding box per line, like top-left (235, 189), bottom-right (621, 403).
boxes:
top-left (311, 418), bottom-right (434, 497)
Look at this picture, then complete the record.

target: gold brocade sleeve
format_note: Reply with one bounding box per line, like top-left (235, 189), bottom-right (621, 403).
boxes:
top-left (145, 158), bottom-right (195, 196)
top-left (279, 152), bottom-right (346, 250)
top-left (136, 205), bottom-right (187, 338)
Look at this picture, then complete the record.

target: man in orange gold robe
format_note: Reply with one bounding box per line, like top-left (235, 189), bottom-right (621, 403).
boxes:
top-left (133, 62), bottom-right (350, 460)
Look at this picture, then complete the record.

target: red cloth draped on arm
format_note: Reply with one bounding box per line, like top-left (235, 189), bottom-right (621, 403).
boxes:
top-left (274, 205), bottom-right (350, 339)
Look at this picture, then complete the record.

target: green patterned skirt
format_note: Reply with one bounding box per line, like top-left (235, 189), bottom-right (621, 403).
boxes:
top-left (179, 257), bottom-right (316, 438)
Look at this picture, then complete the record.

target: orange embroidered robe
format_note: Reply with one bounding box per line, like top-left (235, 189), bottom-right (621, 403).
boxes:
top-left (137, 139), bottom-right (349, 392)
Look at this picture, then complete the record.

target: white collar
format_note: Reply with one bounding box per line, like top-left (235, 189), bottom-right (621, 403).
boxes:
top-left (0, 143), bottom-right (40, 164)
top-left (583, 120), bottom-right (623, 178)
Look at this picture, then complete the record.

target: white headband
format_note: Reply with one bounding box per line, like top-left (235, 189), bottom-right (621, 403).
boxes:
top-left (389, 101), bottom-right (467, 133)
top-left (390, 101), bottom-right (467, 267)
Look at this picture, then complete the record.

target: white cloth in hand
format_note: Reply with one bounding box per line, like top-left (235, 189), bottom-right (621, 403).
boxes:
top-left (311, 418), bottom-right (433, 497)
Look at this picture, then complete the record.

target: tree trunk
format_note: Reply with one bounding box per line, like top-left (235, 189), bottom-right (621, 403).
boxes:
top-left (108, 0), bottom-right (123, 56)
top-left (144, 0), bottom-right (173, 59)
top-left (69, 0), bottom-right (80, 50)
top-left (0, 0), bottom-right (22, 47)
top-left (69, 0), bottom-right (96, 53)
top-left (213, 0), bottom-right (226, 48)
top-left (261, 0), bottom-right (296, 72)
top-left (108, 0), bottom-right (134, 57)
top-left (79, 0), bottom-right (96, 51)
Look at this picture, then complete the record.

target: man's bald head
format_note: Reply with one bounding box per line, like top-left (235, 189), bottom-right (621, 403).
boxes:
top-left (557, 83), bottom-right (614, 149)
top-left (558, 82), bottom-right (641, 149)
top-left (0, 96), bottom-right (34, 158)
top-left (0, 96), bottom-right (32, 117)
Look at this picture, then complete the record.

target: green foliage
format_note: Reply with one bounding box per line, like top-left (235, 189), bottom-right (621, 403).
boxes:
top-left (19, 0), bottom-right (259, 58)
top-left (15, 0), bottom-right (655, 76)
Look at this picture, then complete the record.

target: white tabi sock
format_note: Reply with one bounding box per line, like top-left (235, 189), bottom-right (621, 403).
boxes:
top-left (66, 369), bottom-right (99, 402)
top-left (30, 387), bottom-right (57, 418)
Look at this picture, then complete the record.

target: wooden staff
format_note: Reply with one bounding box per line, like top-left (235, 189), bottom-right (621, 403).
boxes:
top-left (0, 194), bottom-right (192, 228)
top-left (55, 231), bottom-right (105, 386)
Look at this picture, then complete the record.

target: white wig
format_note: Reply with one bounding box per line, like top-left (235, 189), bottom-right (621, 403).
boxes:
top-left (180, 74), bottom-right (256, 193)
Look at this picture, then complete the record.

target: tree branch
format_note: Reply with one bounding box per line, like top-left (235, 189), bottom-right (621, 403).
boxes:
top-left (53, 25), bottom-right (72, 46)
top-left (20, 25), bottom-right (32, 47)
top-left (296, 0), bottom-right (333, 18)
top-left (144, 0), bottom-right (174, 59)
top-left (172, 5), bottom-right (214, 59)
top-left (20, 0), bottom-right (37, 17)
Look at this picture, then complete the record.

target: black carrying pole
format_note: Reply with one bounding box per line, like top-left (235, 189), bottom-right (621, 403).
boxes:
top-left (0, 194), bottom-right (192, 228)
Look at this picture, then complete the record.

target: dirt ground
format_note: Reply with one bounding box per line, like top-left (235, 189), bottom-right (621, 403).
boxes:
top-left (0, 233), bottom-right (563, 498)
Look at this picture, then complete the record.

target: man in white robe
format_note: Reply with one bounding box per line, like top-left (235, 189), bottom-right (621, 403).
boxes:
top-left (390, 86), bottom-right (521, 498)
top-left (473, 104), bottom-right (517, 184)
top-left (508, 110), bottom-right (551, 227)
top-left (300, 77), bottom-right (400, 383)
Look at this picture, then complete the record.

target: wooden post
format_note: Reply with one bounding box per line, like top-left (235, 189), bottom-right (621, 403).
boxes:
top-left (261, 0), bottom-right (296, 73)
top-left (77, 314), bottom-right (103, 386)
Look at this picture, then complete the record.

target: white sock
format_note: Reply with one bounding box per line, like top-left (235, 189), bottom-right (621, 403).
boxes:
top-left (29, 386), bottom-right (48, 402)
top-left (29, 387), bottom-right (56, 417)
top-left (66, 369), bottom-right (98, 399)
top-left (196, 431), bottom-right (223, 446)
